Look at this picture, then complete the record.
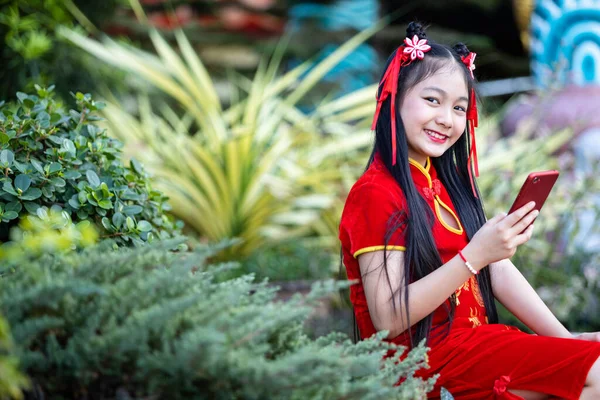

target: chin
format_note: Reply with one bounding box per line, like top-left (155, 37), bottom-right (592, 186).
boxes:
top-left (424, 149), bottom-right (447, 159)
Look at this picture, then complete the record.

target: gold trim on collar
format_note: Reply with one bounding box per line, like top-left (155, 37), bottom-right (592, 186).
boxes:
top-left (408, 157), bottom-right (464, 235)
top-left (408, 157), bottom-right (431, 185)
top-left (408, 157), bottom-right (430, 173)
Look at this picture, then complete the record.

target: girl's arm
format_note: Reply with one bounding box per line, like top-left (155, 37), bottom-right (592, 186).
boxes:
top-left (358, 204), bottom-right (538, 338)
top-left (358, 250), bottom-right (474, 338)
top-left (490, 259), bottom-right (571, 338)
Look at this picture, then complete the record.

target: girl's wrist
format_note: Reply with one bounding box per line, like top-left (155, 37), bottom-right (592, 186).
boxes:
top-left (460, 244), bottom-right (487, 272)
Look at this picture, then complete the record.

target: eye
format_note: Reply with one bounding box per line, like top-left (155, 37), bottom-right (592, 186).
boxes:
top-left (425, 97), bottom-right (440, 104)
top-left (454, 105), bottom-right (467, 112)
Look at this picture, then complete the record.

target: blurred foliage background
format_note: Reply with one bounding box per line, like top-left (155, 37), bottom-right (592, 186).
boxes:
top-left (1, 0), bottom-right (600, 396)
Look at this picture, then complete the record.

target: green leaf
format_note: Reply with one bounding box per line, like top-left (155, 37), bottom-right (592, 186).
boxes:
top-left (30, 159), bottom-right (45, 174)
top-left (20, 187), bottom-right (42, 200)
top-left (64, 170), bottom-right (82, 180)
top-left (5, 201), bottom-right (22, 213)
top-left (0, 150), bottom-right (14, 166)
top-left (14, 174), bottom-right (32, 192)
top-left (36, 111), bottom-right (50, 122)
top-left (16, 92), bottom-right (28, 103)
top-left (68, 197), bottom-right (80, 209)
top-left (122, 205), bottom-right (143, 215)
top-left (130, 158), bottom-right (143, 175)
top-left (86, 194), bottom-right (98, 206)
top-left (121, 189), bottom-right (140, 201)
top-left (112, 212), bottom-right (125, 228)
top-left (48, 162), bottom-right (62, 174)
top-left (48, 136), bottom-right (64, 145)
top-left (13, 160), bottom-right (29, 174)
top-left (42, 186), bottom-right (54, 198)
top-left (36, 207), bottom-right (48, 220)
top-left (100, 182), bottom-right (111, 198)
top-left (101, 217), bottom-right (112, 231)
top-left (78, 191), bottom-right (87, 204)
top-left (76, 209), bottom-right (88, 219)
top-left (2, 211), bottom-right (18, 220)
top-left (98, 199), bottom-right (112, 210)
top-left (126, 216), bottom-right (135, 230)
top-left (2, 181), bottom-right (18, 196)
top-left (50, 112), bottom-right (62, 124)
top-left (137, 220), bottom-right (153, 232)
top-left (23, 201), bottom-right (40, 214)
top-left (63, 138), bottom-right (76, 153)
top-left (86, 170), bottom-right (100, 187)
top-left (50, 177), bottom-right (66, 187)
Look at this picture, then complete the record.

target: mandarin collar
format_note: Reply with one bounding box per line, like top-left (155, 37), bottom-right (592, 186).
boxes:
top-left (409, 157), bottom-right (437, 189)
top-left (372, 153), bottom-right (437, 189)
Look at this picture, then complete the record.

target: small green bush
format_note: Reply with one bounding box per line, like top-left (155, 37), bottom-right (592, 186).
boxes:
top-left (0, 86), bottom-right (181, 246)
top-left (0, 225), bottom-right (435, 399)
top-left (0, 315), bottom-right (29, 400)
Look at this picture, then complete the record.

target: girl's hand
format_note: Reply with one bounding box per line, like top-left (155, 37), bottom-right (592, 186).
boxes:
top-left (462, 201), bottom-right (538, 270)
top-left (573, 332), bottom-right (600, 342)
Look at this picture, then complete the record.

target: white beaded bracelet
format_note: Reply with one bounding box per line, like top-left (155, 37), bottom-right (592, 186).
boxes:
top-left (458, 250), bottom-right (478, 275)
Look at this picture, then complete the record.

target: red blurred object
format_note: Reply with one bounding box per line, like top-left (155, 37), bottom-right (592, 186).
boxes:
top-left (147, 5), bottom-right (194, 30)
top-left (104, 1), bottom-right (285, 41)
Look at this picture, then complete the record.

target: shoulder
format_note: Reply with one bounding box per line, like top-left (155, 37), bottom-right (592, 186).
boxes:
top-left (340, 163), bottom-right (407, 235)
top-left (343, 164), bottom-right (406, 214)
top-left (339, 164), bottom-right (408, 258)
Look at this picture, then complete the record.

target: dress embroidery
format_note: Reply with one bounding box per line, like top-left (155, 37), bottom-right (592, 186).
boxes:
top-left (471, 276), bottom-right (485, 307)
top-left (455, 277), bottom-right (471, 305)
top-left (469, 307), bottom-right (482, 328)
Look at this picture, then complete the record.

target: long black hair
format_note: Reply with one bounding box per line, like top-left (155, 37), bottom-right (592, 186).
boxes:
top-left (362, 22), bottom-right (498, 347)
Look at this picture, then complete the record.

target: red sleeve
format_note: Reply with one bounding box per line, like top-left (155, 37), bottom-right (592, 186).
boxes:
top-left (339, 181), bottom-right (408, 258)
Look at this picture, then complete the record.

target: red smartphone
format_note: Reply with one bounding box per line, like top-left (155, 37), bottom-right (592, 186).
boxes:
top-left (508, 170), bottom-right (560, 215)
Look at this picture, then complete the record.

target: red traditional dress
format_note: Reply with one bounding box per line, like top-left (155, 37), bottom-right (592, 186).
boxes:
top-left (339, 153), bottom-right (600, 399)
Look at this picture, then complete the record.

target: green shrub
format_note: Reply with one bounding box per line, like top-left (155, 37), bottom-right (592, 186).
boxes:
top-left (0, 86), bottom-right (181, 246)
top-left (0, 0), bottom-right (124, 101)
top-left (0, 315), bottom-right (29, 400)
top-left (0, 231), bottom-right (435, 399)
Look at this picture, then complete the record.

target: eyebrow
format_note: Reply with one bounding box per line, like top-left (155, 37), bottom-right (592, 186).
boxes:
top-left (422, 86), bottom-right (469, 103)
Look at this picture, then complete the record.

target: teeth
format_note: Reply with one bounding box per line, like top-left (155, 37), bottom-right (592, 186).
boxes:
top-left (425, 130), bottom-right (446, 140)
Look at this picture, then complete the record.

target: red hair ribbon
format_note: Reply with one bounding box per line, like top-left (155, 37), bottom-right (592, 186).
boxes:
top-left (371, 35), bottom-right (431, 165)
top-left (461, 52), bottom-right (479, 198)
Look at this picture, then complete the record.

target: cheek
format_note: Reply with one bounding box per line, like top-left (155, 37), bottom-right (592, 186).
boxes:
top-left (455, 117), bottom-right (467, 135)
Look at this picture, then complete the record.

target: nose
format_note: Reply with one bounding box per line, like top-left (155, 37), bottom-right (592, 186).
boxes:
top-left (435, 106), bottom-right (453, 129)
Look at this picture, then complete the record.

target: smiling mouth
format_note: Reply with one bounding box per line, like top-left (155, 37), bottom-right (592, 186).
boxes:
top-left (424, 129), bottom-right (448, 142)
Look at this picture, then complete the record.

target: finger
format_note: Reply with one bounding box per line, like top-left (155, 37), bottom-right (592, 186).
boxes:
top-left (504, 201), bottom-right (536, 228)
top-left (488, 212), bottom-right (508, 224)
top-left (509, 209), bottom-right (539, 236)
top-left (514, 224), bottom-right (535, 247)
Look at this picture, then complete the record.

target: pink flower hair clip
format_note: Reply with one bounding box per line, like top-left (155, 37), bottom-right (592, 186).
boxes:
top-left (403, 35), bottom-right (431, 61)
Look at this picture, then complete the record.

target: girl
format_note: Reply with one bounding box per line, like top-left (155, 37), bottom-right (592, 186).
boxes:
top-left (339, 22), bottom-right (600, 399)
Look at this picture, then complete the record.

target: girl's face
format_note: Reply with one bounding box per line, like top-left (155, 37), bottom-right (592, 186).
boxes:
top-left (399, 66), bottom-right (469, 166)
